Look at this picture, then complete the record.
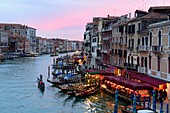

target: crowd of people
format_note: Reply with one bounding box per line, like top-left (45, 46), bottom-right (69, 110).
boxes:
top-left (155, 89), bottom-right (167, 103)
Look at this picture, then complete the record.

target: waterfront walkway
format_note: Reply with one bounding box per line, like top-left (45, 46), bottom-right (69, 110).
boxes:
top-left (156, 99), bottom-right (170, 113)
top-left (148, 99), bottom-right (170, 112)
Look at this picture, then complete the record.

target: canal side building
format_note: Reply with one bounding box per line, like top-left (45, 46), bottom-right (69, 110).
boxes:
top-left (84, 6), bottom-right (170, 100)
top-left (148, 20), bottom-right (170, 98)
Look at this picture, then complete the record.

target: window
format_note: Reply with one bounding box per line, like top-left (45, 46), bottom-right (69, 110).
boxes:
top-left (137, 38), bottom-right (140, 45)
top-left (150, 32), bottom-right (152, 46)
top-left (145, 57), bottom-right (147, 68)
top-left (138, 23), bottom-right (141, 32)
top-left (124, 50), bottom-right (127, 58)
top-left (128, 39), bottom-right (131, 47)
top-left (145, 37), bottom-right (148, 46)
top-left (84, 34), bottom-right (86, 40)
top-left (141, 57), bottom-right (144, 67)
top-left (120, 37), bottom-right (123, 44)
top-left (128, 24), bottom-right (135, 33)
top-left (131, 56), bottom-right (133, 66)
top-left (131, 39), bottom-right (134, 49)
top-left (137, 57), bottom-right (140, 66)
top-left (158, 31), bottom-right (162, 46)
top-left (112, 37), bottom-right (114, 43)
top-left (142, 37), bottom-right (144, 45)
top-left (125, 36), bottom-right (127, 45)
top-left (128, 56), bottom-right (130, 64)
top-left (92, 47), bottom-right (94, 52)
top-left (131, 24), bottom-right (135, 33)
top-left (119, 58), bottom-right (122, 65)
top-left (168, 57), bottom-right (170, 73)
top-left (169, 31), bottom-right (170, 47)
top-left (157, 56), bottom-right (160, 71)
top-left (149, 55), bottom-right (151, 69)
top-left (116, 37), bottom-right (118, 44)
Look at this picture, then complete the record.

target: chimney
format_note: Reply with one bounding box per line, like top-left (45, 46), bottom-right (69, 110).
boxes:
top-left (129, 13), bottom-right (131, 19)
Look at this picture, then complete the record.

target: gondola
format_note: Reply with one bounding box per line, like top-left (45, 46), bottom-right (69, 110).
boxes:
top-left (52, 71), bottom-right (62, 77)
top-left (37, 75), bottom-right (45, 90)
top-left (74, 84), bottom-right (100, 97)
top-left (67, 84), bottom-right (100, 97)
top-left (47, 79), bottom-right (64, 86)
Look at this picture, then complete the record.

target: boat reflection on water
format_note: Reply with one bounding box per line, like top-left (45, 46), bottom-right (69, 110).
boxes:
top-left (62, 90), bottom-right (125, 113)
top-left (38, 87), bottom-right (45, 94)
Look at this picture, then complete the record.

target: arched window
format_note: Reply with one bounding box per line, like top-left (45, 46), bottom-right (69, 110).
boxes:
top-left (149, 55), bottom-right (151, 69)
top-left (157, 56), bottom-right (160, 71)
top-left (158, 31), bottom-right (162, 46)
top-left (137, 56), bottom-right (140, 66)
top-left (128, 56), bottom-right (130, 64)
top-left (150, 32), bottom-right (152, 46)
top-left (145, 57), bottom-right (147, 68)
top-left (145, 37), bottom-right (148, 46)
top-left (141, 57), bottom-right (144, 67)
top-left (131, 56), bottom-right (133, 66)
top-left (142, 37), bottom-right (144, 45)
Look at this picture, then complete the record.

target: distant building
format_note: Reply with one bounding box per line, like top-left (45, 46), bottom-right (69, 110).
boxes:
top-left (0, 23), bottom-right (36, 53)
top-left (0, 31), bottom-right (8, 52)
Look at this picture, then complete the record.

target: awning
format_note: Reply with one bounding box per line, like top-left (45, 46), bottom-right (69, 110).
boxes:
top-left (104, 76), bottom-right (153, 90)
top-left (86, 69), bottom-right (113, 75)
top-left (128, 70), bottom-right (167, 87)
top-left (106, 66), bottom-right (117, 73)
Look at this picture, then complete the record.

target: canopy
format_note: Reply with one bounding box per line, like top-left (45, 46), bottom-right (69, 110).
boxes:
top-left (104, 76), bottom-right (153, 90)
top-left (86, 69), bottom-right (113, 75)
top-left (128, 70), bottom-right (167, 87)
top-left (106, 66), bottom-right (117, 73)
top-left (64, 73), bottom-right (76, 80)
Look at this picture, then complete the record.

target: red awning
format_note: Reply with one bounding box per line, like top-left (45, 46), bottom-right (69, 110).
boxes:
top-left (128, 70), bottom-right (167, 87)
top-left (106, 66), bottom-right (117, 73)
top-left (104, 76), bottom-right (153, 90)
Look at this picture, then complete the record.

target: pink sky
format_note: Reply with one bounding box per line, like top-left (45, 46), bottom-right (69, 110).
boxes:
top-left (0, 0), bottom-right (170, 41)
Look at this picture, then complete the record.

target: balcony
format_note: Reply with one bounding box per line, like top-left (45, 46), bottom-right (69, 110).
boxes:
top-left (101, 26), bottom-right (112, 32)
top-left (152, 46), bottom-right (164, 52)
top-left (124, 63), bottom-right (138, 71)
top-left (101, 49), bottom-right (108, 54)
top-left (127, 46), bottom-right (133, 50)
top-left (138, 45), bottom-right (152, 52)
top-left (30, 42), bottom-right (37, 46)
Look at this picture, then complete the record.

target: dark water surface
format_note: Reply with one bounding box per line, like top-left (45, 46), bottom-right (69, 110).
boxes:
top-left (0, 54), bottom-right (124, 113)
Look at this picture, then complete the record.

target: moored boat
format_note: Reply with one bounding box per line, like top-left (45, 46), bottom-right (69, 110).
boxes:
top-left (74, 84), bottom-right (100, 97)
top-left (25, 52), bottom-right (39, 57)
top-left (47, 79), bottom-right (64, 86)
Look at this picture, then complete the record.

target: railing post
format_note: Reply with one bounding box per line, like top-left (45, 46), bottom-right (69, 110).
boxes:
top-left (152, 90), bottom-right (156, 112)
top-left (160, 102), bottom-right (164, 113)
top-left (133, 96), bottom-right (137, 113)
top-left (114, 90), bottom-right (118, 113)
top-left (143, 96), bottom-right (146, 108)
top-left (166, 104), bottom-right (169, 113)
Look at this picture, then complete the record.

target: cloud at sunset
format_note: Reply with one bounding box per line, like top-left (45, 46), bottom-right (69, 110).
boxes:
top-left (0, 0), bottom-right (170, 41)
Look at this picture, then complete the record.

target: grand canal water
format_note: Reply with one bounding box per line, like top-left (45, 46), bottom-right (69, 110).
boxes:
top-left (0, 54), bottom-right (125, 113)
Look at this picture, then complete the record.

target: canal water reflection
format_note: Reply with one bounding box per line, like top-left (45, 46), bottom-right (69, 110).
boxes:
top-left (0, 54), bottom-right (125, 113)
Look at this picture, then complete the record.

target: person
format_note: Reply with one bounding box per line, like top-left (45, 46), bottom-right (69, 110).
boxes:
top-left (162, 90), bottom-right (167, 100)
top-left (158, 91), bottom-right (163, 103)
top-left (40, 74), bottom-right (43, 81)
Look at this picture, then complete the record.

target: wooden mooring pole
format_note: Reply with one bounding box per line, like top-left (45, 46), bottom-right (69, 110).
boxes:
top-left (48, 66), bottom-right (50, 78)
